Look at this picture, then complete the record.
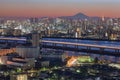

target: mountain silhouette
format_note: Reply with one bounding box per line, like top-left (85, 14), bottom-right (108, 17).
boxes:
top-left (60, 12), bottom-right (90, 19)
top-left (72, 13), bottom-right (89, 19)
top-left (59, 12), bottom-right (104, 20)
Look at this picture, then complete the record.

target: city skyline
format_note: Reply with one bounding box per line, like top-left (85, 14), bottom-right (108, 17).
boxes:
top-left (0, 0), bottom-right (120, 17)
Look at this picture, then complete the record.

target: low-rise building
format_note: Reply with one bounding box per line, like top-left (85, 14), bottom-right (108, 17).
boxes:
top-left (10, 73), bottom-right (28, 80)
top-left (0, 56), bottom-right (35, 69)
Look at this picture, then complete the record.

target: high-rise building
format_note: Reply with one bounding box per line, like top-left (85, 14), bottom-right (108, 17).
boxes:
top-left (32, 31), bottom-right (40, 47)
top-left (16, 31), bottom-right (41, 58)
top-left (75, 28), bottom-right (81, 38)
top-left (29, 18), bottom-right (38, 23)
top-left (102, 16), bottom-right (105, 22)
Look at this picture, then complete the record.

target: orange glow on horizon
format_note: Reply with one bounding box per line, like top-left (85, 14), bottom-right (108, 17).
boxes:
top-left (0, 0), bottom-right (120, 18)
top-left (0, 6), bottom-right (120, 18)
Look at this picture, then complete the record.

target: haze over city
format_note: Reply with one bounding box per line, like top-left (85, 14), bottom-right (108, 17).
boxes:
top-left (0, 0), bottom-right (120, 17)
top-left (1, 0), bottom-right (120, 80)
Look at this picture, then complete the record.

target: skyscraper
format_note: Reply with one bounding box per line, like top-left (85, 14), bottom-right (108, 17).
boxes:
top-left (75, 28), bottom-right (81, 38)
top-left (32, 31), bottom-right (40, 47)
top-left (16, 31), bottom-right (40, 58)
top-left (29, 18), bottom-right (38, 23)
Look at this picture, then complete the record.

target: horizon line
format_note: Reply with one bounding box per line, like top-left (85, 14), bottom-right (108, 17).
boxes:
top-left (0, 12), bottom-right (118, 18)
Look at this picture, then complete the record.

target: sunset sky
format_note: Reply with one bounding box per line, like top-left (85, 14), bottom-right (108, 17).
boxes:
top-left (0, 0), bottom-right (120, 17)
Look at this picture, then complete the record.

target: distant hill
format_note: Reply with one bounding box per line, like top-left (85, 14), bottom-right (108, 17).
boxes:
top-left (60, 12), bottom-right (110, 20)
top-left (72, 13), bottom-right (89, 19)
top-left (0, 12), bottom-right (110, 20)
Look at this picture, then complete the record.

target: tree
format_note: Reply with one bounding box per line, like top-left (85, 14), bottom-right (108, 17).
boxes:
top-left (94, 57), bottom-right (99, 64)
